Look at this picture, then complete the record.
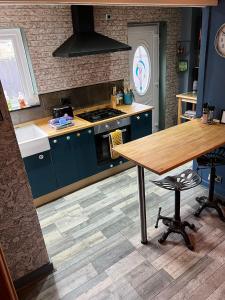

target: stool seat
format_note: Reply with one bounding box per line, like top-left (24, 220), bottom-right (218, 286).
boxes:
top-left (152, 169), bottom-right (201, 191)
top-left (197, 147), bottom-right (225, 167)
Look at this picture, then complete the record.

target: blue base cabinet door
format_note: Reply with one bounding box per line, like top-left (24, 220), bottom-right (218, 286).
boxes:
top-left (23, 151), bottom-right (57, 198)
top-left (49, 134), bottom-right (80, 188)
top-left (131, 111), bottom-right (152, 140)
top-left (72, 128), bottom-right (98, 180)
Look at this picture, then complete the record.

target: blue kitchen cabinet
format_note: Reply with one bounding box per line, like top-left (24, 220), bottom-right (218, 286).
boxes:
top-left (98, 157), bottom-right (127, 172)
top-left (72, 128), bottom-right (98, 179)
top-left (49, 128), bottom-right (98, 188)
top-left (131, 111), bottom-right (152, 140)
top-left (49, 133), bottom-right (80, 188)
top-left (23, 150), bottom-right (57, 198)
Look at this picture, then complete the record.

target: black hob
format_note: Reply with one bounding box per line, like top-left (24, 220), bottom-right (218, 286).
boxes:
top-left (77, 108), bottom-right (126, 123)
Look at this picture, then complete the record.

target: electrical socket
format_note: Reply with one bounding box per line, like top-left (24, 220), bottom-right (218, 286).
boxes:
top-left (105, 14), bottom-right (111, 20)
top-left (215, 176), bottom-right (223, 184)
top-left (208, 174), bottom-right (223, 184)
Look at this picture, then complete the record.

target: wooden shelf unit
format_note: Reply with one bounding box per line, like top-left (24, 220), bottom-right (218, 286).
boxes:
top-left (176, 92), bottom-right (197, 124)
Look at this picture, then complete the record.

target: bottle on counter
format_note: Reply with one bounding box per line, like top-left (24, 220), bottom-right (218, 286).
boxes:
top-left (202, 103), bottom-right (209, 124)
top-left (111, 86), bottom-right (117, 109)
top-left (116, 88), bottom-right (124, 106)
top-left (18, 92), bottom-right (27, 109)
top-left (208, 106), bottom-right (215, 125)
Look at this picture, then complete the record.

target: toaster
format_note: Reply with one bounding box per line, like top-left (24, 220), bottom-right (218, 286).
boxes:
top-left (52, 105), bottom-right (74, 119)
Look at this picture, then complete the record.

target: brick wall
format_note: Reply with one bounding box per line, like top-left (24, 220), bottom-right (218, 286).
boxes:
top-left (0, 82), bottom-right (49, 281)
top-left (0, 5), bottom-right (181, 127)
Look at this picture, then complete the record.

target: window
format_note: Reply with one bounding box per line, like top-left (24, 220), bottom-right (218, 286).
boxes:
top-left (132, 45), bottom-right (151, 96)
top-left (0, 28), bottom-right (39, 111)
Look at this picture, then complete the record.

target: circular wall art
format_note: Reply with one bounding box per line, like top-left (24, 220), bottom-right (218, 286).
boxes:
top-left (215, 23), bottom-right (225, 58)
top-left (132, 45), bottom-right (151, 95)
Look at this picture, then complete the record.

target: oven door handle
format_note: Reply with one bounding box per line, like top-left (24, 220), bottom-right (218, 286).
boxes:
top-left (102, 128), bottom-right (127, 139)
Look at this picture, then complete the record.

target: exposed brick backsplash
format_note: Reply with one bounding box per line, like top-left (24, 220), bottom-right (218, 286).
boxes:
top-left (0, 82), bottom-right (49, 281)
top-left (0, 5), bottom-right (181, 127)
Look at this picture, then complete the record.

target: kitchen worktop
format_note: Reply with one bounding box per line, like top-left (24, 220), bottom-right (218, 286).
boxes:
top-left (16, 103), bottom-right (154, 138)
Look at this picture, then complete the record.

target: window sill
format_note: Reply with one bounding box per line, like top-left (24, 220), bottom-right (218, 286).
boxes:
top-left (9, 104), bottom-right (41, 113)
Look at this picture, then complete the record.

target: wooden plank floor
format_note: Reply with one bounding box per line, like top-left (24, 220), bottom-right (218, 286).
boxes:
top-left (18, 164), bottom-right (225, 300)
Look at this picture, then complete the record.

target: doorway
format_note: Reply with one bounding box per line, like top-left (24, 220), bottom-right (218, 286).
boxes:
top-left (128, 24), bottom-right (159, 132)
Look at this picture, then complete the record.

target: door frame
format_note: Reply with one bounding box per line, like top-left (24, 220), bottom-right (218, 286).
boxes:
top-left (128, 22), bottom-right (167, 130)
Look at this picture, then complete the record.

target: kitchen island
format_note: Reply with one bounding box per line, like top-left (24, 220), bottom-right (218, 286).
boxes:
top-left (114, 119), bottom-right (225, 244)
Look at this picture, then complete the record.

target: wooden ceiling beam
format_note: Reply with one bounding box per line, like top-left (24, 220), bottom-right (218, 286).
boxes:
top-left (0, 0), bottom-right (218, 6)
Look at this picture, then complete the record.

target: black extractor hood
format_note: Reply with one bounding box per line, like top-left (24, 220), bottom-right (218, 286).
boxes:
top-left (53, 6), bottom-right (131, 58)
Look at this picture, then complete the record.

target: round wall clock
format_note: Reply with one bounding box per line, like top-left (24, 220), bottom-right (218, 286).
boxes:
top-left (215, 23), bottom-right (225, 58)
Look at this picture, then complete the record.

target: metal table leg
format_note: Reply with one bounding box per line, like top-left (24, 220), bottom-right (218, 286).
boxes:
top-left (137, 165), bottom-right (148, 244)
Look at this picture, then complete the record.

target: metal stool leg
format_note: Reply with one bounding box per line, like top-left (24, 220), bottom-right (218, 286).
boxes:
top-left (158, 228), bottom-right (173, 244)
top-left (174, 190), bottom-right (181, 222)
top-left (213, 204), bottom-right (225, 222)
top-left (183, 221), bottom-right (196, 231)
top-left (180, 231), bottom-right (194, 251)
top-left (194, 203), bottom-right (207, 217)
top-left (156, 190), bottom-right (194, 250)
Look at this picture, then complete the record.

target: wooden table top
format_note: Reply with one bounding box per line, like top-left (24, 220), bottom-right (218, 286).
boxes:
top-left (114, 119), bottom-right (225, 175)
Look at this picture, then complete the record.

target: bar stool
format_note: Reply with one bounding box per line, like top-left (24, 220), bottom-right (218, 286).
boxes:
top-left (152, 169), bottom-right (201, 250)
top-left (194, 147), bottom-right (225, 221)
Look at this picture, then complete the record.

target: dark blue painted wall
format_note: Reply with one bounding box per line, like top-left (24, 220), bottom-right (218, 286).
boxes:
top-left (178, 8), bottom-right (202, 93)
top-left (197, 0), bottom-right (225, 117)
top-left (196, 0), bottom-right (225, 197)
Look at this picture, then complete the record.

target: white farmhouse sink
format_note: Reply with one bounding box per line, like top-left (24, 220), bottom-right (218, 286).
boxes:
top-left (15, 124), bottom-right (50, 158)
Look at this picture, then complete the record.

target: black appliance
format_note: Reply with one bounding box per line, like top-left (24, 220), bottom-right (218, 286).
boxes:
top-left (77, 108), bottom-right (125, 123)
top-left (94, 117), bottom-right (131, 165)
top-left (52, 6), bottom-right (131, 58)
top-left (52, 105), bottom-right (74, 119)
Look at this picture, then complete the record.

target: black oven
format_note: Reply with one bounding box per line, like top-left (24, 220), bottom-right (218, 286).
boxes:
top-left (94, 117), bottom-right (131, 165)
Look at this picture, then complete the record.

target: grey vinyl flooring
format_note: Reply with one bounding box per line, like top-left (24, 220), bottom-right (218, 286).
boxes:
top-left (19, 164), bottom-right (225, 300)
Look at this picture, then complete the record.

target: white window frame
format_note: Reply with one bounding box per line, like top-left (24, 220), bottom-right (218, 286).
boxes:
top-left (0, 28), bottom-right (39, 108)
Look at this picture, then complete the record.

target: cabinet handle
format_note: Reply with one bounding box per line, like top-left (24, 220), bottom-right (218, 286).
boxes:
top-left (110, 164), bottom-right (114, 168)
top-left (88, 129), bottom-right (92, 134)
top-left (39, 154), bottom-right (44, 160)
top-left (145, 113), bottom-right (149, 117)
top-left (77, 133), bottom-right (80, 137)
top-left (137, 116), bottom-right (140, 120)
top-left (66, 136), bottom-right (71, 140)
top-left (53, 139), bottom-right (57, 144)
